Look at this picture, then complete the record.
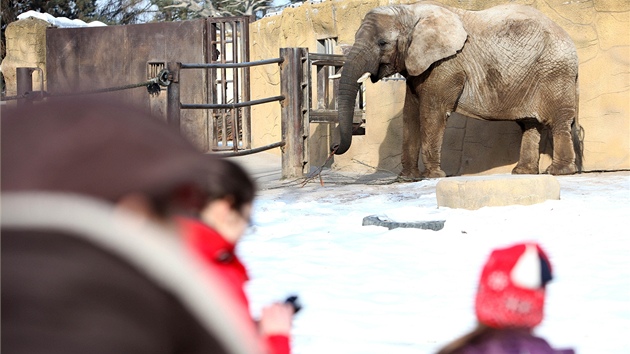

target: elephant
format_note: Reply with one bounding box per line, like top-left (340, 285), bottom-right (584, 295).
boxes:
top-left (333, 2), bottom-right (583, 179)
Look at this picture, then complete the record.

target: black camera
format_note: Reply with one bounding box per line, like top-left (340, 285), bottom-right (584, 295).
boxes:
top-left (284, 295), bottom-right (302, 314)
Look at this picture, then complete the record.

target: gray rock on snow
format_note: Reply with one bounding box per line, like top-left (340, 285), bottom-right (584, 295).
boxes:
top-left (362, 215), bottom-right (445, 231)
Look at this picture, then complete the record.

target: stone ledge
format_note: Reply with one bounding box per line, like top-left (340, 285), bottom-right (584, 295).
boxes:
top-left (436, 174), bottom-right (560, 210)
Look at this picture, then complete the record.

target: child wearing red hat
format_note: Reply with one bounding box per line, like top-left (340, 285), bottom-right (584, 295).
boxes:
top-left (437, 242), bottom-right (575, 354)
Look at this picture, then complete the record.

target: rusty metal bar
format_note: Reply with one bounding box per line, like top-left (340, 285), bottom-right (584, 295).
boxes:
top-left (207, 20), bottom-right (218, 151)
top-left (16, 67), bottom-right (35, 107)
top-left (166, 62), bottom-right (181, 131)
top-left (230, 21), bottom-right (240, 152)
top-left (241, 19), bottom-right (252, 150)
top-left (220, 21), bottom-right (232, 149)
top-left (310, 109), bottom-right (363, 123)
top-left (308, 53), bottom-right (346, 62)
top-left (181, 95), bottom-right (284, 109)
top-left (212, 141), bottom-right (285, 157)
top-left (180, 58), bottom-right (284, 69)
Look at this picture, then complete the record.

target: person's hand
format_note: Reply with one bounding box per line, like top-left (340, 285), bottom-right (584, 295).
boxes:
top-left (259, 302), bottom-right (293, 336)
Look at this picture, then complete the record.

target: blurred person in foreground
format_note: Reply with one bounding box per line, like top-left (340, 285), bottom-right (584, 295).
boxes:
top-left (1, 98), bottom-right (264, 354)
top-left (178, 158), bottom-right (295, 354)
top-left (437, 242), bottom-right (575, 354)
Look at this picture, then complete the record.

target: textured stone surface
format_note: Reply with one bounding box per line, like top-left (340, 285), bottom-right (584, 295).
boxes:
top-left (0, 18), bottom-right (50, 98)
top-left (436, 175), bottom-right (560, 210)
top-left (248, 0), bottom-right (629, 175)
top-left (362, 215), bottom-right (445, 231)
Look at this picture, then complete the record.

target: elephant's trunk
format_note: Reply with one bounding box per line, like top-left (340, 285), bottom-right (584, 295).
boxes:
top-left (333, 43), bottom-right (377, 155)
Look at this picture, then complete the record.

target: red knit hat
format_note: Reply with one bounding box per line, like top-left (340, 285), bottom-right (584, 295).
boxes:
top-left (475, 242), bottom-right (553, 329)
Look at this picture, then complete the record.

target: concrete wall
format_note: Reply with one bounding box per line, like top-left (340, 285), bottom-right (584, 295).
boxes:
top-left (249, 0), bottom-right (630, 176)
top-left (1, 19), bottom-right (213, 152)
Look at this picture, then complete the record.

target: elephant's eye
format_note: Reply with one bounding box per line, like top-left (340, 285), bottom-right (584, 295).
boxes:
top-left (378, 39), bottom-right (388, 48)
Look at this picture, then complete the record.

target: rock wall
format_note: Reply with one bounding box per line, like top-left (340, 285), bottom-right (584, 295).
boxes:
top-left (249, 0), bottom-right (630, 175)
top-left (1, 17), bottom-right (50, 97)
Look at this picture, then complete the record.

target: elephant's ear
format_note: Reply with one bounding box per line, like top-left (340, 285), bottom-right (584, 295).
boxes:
top-left (405, 5), bottom-right (468, 76)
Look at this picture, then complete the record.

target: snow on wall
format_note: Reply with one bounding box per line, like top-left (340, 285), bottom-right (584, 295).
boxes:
top-left (17, 10), bottom-right (107, 28)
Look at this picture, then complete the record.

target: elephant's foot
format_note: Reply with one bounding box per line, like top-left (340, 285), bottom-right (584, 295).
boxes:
top-left (421, 169), bottom-right (446, 179)
top-left (398, 168), bottom-right (423, 183)
top-left (545, 163), bottom-right (577, 175)
top-left (512, 164), bottom-right (539, 175)
top-left (396, 175), bottom-right (424, 183)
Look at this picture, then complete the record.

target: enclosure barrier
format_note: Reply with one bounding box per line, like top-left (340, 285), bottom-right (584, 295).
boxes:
top-left (3, 67), bottom-right (170, 105)
top-left (170, 48), bottom-right (311, 179)
top-left (6, 48), bottom-right (351, 180)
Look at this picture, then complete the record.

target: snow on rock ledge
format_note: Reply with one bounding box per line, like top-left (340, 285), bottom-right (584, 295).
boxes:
top-left (17, 10), bottom-right (107, 28)
top-left (436, 174), bottom-right (560, 210)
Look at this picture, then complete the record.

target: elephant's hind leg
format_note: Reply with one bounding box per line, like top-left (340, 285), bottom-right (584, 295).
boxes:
top-left (545, 112), bottom-right (578, 175)
top-left (513, 119), bottom-right (542, 174)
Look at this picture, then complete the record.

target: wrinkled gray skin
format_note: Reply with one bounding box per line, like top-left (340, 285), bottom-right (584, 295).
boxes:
top-left (334, 3), bottom-right (582, 179)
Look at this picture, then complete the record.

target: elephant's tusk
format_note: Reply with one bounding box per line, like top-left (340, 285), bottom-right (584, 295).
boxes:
top-left (329, 73), bottom-right (341, 79)
top-left (357, 72), bottom-right (371, 84)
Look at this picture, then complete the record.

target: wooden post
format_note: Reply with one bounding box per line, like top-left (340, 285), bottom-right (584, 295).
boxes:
top-left (280, 47), bottom-right (308, 179)
top-left (166, 62), bottom-right (181, 131)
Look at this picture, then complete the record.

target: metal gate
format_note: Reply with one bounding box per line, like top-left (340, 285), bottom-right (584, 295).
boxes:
top-left (206, 16), bottom-right (251, 152)
top-left (15, 44), bottom-right (360, 178)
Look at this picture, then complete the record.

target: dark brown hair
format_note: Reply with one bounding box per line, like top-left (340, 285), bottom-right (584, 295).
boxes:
top-left (204, 158), bottom-right (256, 212)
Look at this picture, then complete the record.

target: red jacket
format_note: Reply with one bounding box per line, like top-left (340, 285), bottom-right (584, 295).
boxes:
top-left (179, 218), bottom-right (291, 354)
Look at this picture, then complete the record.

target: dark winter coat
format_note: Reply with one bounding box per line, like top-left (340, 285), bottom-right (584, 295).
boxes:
top-left (1, 193), bottom-right (263, 354)
top-left (443, 328), bottom-right (575, 354)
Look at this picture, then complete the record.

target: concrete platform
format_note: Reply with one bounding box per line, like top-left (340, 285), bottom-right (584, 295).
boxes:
top-left (436, 174), bottom-right (560, 210)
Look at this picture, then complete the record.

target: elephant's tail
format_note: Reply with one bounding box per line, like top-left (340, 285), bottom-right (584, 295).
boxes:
top-left (572, 74), bottom-right (584, 173)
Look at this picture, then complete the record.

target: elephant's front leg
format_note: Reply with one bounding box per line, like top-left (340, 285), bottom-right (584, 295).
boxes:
top-left (513, 119), bottom-right (542, 174)
top-left (418, 106), bottom-right (447, 178)
top-left (400, 87), bottom-right (423, 180)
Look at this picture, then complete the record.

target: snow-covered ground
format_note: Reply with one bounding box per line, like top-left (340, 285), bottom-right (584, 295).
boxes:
top-left (237, 167), bottom-right (630, 353)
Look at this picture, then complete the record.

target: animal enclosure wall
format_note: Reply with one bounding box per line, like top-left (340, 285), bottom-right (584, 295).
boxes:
top-left (2, 0), bottom-right (628, 176)
top-left (44, 20), bottom-right (212, 151)
top-left (1, 18), bottom-right (250, 153)
top-left (248, 0), bottom-right (630, 175)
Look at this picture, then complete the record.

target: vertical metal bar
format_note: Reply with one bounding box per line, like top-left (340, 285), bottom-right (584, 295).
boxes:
top-left (166, 62), bottom-right (181, 131)
top-left (16, 67), bottom-right (34, 107)
top-left (207, 21), bottom-right (213, 149)
top-left (231, 21), bottom-right (240, 152)
top-left (220, 22), bottom-right (228, 149)
top-left (210, 21), bottom-right (219, 149)
top-left (241, 17), bottom-right (252, 149)
top-left (280, 47), bottom-right (308, 179)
